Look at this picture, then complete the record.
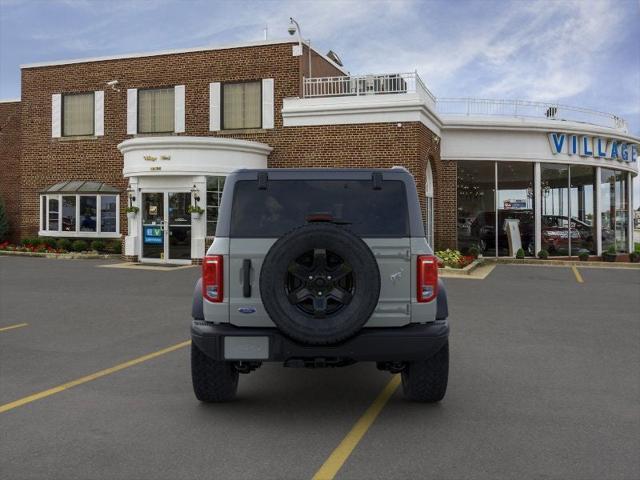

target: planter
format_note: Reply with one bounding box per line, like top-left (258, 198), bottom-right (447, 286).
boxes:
top-left (630, 253), bottom-right (640, 263)
top-left (127, 212), bottom-right (137, 222)
top-left (603, 253), bottom-right (618, 262)
top-left (191, 212), bottom-right (202, 220)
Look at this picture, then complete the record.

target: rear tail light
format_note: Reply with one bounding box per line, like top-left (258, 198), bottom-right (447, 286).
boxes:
top-left (202, 255), bottom-right (223, 302)
top-left (417, 255), bottom-right (438, 303)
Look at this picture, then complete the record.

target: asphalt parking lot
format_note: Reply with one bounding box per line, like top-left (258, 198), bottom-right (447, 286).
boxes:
top-left (1, 257), bottom-right (639, 480)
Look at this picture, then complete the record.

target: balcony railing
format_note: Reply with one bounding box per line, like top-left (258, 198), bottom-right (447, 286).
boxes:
top-left (437, 98), bottom-right (628, 131)
top-left (301, 74), bottom-right (628, 131)
top-left (303, 72), bottom-right (436, 103)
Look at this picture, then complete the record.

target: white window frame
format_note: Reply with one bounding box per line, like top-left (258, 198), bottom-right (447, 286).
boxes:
top-left (132, 86), bottom-right (184, 135)
top-left (61, 92), bottom-right (96, 137)
top-left (39, 194), bottom-right (120, 238)
top-left (221, 80), bottom-right (263, 130)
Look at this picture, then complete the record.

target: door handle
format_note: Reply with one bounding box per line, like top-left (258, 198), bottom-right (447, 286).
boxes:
top-left (242, 259), bottom-right (252, 298)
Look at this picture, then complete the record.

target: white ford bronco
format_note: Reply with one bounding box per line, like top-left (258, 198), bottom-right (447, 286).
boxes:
top-left (191, 168), bottom-right (449, 402)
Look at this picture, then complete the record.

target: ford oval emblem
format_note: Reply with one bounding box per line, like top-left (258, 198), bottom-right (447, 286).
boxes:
top-left (238, 307), bottom-right (257, 314)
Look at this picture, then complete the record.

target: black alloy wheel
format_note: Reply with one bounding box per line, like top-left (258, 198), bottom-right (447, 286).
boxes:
top-left (286, 248), bottom-right (354, 318)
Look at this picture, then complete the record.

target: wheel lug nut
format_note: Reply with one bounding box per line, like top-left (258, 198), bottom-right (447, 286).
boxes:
top-left (318, 291), bottom-right (322, 295)
top-left (327, 276), bottom-right (332, 280)
top-left (308, 276), bottom-right (313, 280)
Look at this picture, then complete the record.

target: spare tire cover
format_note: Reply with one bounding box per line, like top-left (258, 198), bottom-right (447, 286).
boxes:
top-left (259, 223), bottom-right (380, 345)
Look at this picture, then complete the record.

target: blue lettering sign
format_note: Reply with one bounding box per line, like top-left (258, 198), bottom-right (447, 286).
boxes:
top-left (548, 132), bottom-right (638, 166)
top-left (144, 226), bottom-right (163, 245)
top-left (548, 133), bottom-right (565, 154)
top-left (621, 143), bottom-right (628, 161)
top-left (580, 136), bottom-right (593, 156)
top-left (570, 135), bottom-right (578, 155)
top-left (610, 141), bottom-right (619, 159)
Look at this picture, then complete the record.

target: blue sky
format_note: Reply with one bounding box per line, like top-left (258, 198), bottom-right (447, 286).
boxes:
top-left (1, 0), bottom-right (639, 202)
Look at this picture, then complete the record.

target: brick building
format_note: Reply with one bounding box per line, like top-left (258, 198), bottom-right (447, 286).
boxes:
top-left (0, 38), bottom-right (638, 262)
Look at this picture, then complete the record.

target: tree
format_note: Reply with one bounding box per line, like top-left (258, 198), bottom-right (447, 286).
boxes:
top-left (0, 197), bottom-right (9, 242)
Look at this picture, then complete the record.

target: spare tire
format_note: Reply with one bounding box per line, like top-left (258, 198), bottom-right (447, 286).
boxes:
top-left (259, 223), bottom-right (380, 345)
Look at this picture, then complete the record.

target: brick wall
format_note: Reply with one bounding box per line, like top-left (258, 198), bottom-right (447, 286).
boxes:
top-left (0, 101), bottom-right (21, 242)
top-left (18, 42), bottom-right (303, 239)
top-left (15, 40), bottom-right (450, 249)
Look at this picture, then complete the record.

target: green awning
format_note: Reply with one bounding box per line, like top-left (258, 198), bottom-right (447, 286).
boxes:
top-left (41, 181), bottom-right (120, 194)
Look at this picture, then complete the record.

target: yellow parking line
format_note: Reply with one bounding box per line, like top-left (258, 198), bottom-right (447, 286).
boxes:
top-left (312, 375), bottom-right (401, 480)
top-left (0, 323), bottom-right (28, 333)
top-left (571, 265), bottom-right (584, 283)
top-left (0, 340), bottom-right (191, 414)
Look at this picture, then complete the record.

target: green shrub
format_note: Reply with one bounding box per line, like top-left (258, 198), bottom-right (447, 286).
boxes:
top-left (57, 238), bottom-right (72, 251)
top-left (39, 237), bottom-right (57, 249)
top-left (606, 244), bottom-right (617, 255)
top-left (435, 249), bottom-right (462, 267)
top-left (537, 249), bottom-right (549, 260)
top-left (21, 237), bottom-right (37, 247)
top-left (468, 246), bottom-right (480, 258)
top-left (0, 197), bottom-right (9, 242)
top-left (107, 240), bottom-right (122, 254)
top-left (515, 248), bottom-right (525, 259)
top-left (71, 240), bottom-right (88, 252)
top-left (630, 252), bottom-right (640, 263)
top-left (578, 251), bottom-right (590, 261)
top-left (90, 240), bottom-right (106, 252)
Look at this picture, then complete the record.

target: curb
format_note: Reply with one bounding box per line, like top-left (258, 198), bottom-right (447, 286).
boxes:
top-left (490, 258), bottom-right (640, 269)
top-left (0, 250), bottom-right (120, 260)
top-left (438, 259), bottom-right (484, 276)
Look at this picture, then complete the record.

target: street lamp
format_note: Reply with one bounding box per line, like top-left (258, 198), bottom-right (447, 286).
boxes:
top-left (288, 17), bottom-right (311, 77)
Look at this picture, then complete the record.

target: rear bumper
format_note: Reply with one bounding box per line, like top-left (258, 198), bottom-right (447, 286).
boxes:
top-left (191, 320), bottom-right (449, 363)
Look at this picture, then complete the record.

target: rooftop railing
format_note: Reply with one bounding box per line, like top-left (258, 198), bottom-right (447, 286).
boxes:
top-left (436, 98), bottom-right (628, 131)
top-left (301, 74), bottom-right (627, 131)
top-left (303, 72), bottom-right (436, 103)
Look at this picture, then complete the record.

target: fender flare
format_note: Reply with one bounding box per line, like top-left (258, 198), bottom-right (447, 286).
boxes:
top-left (436, 279), bottom-right (448, 320)
top-left (192, 278), bottom-right (204, 320)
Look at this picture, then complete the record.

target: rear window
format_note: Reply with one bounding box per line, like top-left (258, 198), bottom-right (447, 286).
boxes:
top-left (230, 179), bottom-right (409, 237)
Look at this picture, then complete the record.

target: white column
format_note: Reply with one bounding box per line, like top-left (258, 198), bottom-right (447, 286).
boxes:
top-left (595, 167), bottom-right (602, 256)
top-left (191, 175), bottom-right (207, 260)
top-left (124, 177), bottom-right (140, 258)
top-left (628, 172), bottom-right (633, 253)
top-left (534, 162), bottom-right (541, 256)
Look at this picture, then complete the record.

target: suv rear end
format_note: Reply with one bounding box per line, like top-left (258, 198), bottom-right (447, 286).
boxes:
top-left (191, 168), bottom-right (449, 402)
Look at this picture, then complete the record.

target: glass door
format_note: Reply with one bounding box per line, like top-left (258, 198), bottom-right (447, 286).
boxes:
top-left (141, 193), bottom-right (165, 260)
top-left (167, 192), bottom-right (191, 261)
top-left (141, 192), bottom-right (192, 263)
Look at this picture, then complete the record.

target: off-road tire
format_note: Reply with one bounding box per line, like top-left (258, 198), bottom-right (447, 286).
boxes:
top-left (259, 223), bottom-right (380, 345)
top-left (191, 342), bottom-right (239, 402)
top-left (401, 340), bottom-right (449, 402)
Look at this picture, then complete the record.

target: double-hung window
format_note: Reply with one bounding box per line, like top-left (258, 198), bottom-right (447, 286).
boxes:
top-left (222, 81), bottom-right (261, 130)
top-left (138, 87), bottom-right (175, 133)
top-left (62, 92), bottom-right (94, 136)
